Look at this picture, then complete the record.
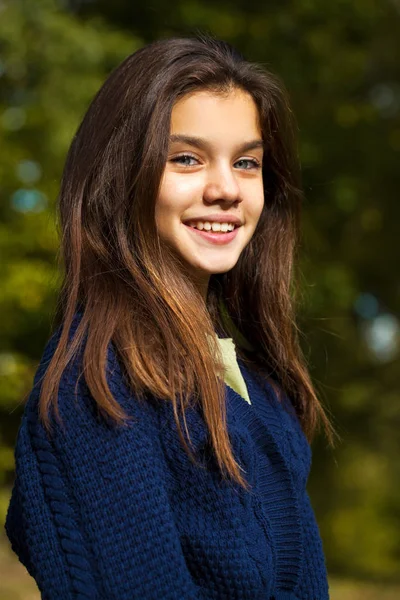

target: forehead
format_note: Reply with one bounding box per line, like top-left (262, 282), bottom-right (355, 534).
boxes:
top-left (170, 89), bottom-right (262, 139)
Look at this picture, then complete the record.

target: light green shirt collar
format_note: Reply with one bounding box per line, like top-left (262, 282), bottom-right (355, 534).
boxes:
top-left (213, 336), bottom-right (251, 405)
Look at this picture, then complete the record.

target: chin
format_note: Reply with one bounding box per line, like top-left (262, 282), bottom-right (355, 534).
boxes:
top-left (182, 250), bottom-right (242, 275)
top-left (193, 261), bottom-right (239, 275)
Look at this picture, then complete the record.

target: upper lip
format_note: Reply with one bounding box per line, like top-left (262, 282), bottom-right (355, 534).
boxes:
top-left (183, 214), bottom-right (243, 226)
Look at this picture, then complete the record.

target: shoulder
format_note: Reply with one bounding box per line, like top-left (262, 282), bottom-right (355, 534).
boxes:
top-left (26, 312), bottom-right (157, 442)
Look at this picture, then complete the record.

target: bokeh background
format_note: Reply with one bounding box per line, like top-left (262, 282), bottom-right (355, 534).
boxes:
top-left (1, 0), bottom-right (399, 598)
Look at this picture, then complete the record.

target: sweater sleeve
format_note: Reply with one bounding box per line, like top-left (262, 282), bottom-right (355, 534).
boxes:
top-left (5, 339), bottom-right (206, 600)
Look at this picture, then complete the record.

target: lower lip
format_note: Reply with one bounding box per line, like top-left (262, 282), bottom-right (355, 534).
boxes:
top-left (183, 224), bottom-right (240, 245)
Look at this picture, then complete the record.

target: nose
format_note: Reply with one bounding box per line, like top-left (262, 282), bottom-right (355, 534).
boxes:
top-left (203, 163), bottom-right (242, 204)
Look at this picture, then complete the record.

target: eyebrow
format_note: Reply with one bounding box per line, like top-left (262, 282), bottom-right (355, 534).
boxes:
top-left (169, 134), bottom-right (264, 153)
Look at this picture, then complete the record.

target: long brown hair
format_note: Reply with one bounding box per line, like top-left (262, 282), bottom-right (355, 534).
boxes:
top-left (39, 34), bottom-right (335, 491)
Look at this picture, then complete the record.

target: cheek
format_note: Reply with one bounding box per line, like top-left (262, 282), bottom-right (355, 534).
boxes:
top-left (246, 186), bottom-right (264, 228)
top-left (157, 174), bottom-right (201, 216)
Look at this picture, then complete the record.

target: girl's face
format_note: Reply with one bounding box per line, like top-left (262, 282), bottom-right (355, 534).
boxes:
top-left (155, 88), bottom-right (264, 297)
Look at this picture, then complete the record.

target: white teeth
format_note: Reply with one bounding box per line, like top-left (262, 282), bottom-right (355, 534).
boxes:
top-left (186, 221), bottom-right (237, 232)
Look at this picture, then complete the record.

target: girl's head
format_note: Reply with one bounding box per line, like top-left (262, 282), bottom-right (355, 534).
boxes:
top-left (44, 35), bottom-right (333, 491)
top-left (60, 34), bottom-right (300, 306)
top-left (156, 86), bottom-right (264, 300)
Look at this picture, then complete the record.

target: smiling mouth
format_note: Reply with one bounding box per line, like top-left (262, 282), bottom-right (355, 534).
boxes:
top-left (185, 221), bottom-right (238, 233)
top-left (183, 223), bottom-right (240, 245)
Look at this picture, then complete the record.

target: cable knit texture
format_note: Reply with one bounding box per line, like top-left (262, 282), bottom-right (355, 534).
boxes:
top-left (5, 315), bottom-right (330, 599)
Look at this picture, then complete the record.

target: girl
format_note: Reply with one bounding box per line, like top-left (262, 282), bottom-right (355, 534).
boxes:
top-left (5, 34), bottom-right (335, 599)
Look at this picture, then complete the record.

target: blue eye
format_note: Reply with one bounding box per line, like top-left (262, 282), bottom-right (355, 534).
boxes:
top-left (235, 158), bottom-right (261, 170)
top-left (171, 154), bottom-right (198, 166)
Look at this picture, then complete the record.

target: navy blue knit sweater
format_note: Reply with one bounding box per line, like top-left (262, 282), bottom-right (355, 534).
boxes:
top-left (5, 318), bottom-right (329, 599)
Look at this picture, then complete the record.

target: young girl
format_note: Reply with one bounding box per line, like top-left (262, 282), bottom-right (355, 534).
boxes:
top-left (5, 35), bottom-right (334, 599)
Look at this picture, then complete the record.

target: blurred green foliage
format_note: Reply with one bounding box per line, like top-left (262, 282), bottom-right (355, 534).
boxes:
top-left (1, 0), bottom-right (399, 591)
